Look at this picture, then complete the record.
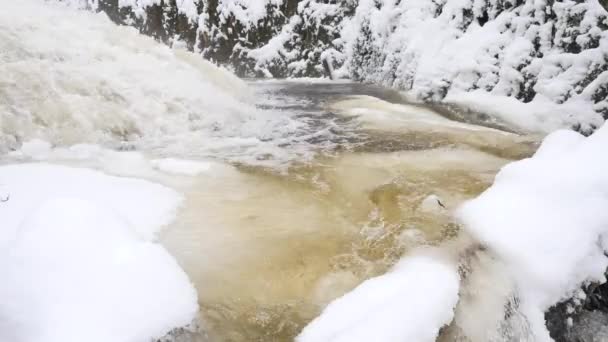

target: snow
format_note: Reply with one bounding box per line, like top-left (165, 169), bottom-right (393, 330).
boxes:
top-left (0, 163), bottom-right (198, 342)
top-left (458, 122), bottom-right (608, 341)
top-left (217, 0), bottom-right (284, 29)
top-left (0, 163), bottom-right (181, 243)
top-left (340, 0), bottom-right (608, 132)
top-left (176, 0), bottom-right (200, 22)
top-left (296, 252), bottom-right (460, 342)
top-left (241, 0), bottom-right (351, 78)
top-left (247, 16), bottom-right (302, 77)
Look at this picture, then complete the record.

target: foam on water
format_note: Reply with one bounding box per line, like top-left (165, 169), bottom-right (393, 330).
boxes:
top-left (0, 0), bottom-right (336, 168)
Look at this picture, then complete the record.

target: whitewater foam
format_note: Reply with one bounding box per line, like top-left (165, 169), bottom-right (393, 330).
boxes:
top-left (0, 0), bottom-right (324, 168)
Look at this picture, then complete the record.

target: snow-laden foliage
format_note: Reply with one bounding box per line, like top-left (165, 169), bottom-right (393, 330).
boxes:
top-left (342, 0), bottom-right (608, 133)
top-left (246, 0), bottom-right (356, 77)
top-left (60, 0), bottom-right (354, 77)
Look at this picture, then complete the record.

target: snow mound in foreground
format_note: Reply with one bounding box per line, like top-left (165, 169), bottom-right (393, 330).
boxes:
top-left (296, 253), bottom-right (460, 342)
top-left (0, 164), bottom-right (198, 342)
top-left (459, 123), bottom-right (608, 341)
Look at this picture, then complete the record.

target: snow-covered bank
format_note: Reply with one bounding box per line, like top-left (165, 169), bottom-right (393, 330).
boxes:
top-left (341, 0), bottom-right (608, 133)
top-left (299, 123), bottom-right (608, 341)
top-left (0, 163), bottom-right (198, 342)
top-left (458, 123), bottom-right (608, 340)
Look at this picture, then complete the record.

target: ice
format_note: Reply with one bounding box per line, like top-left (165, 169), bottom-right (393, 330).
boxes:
top-left (0, 164), bottom-right (198, 342)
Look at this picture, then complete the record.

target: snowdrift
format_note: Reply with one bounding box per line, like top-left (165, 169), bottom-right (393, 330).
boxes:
top-left (0, 164), bottom-right (198, 342)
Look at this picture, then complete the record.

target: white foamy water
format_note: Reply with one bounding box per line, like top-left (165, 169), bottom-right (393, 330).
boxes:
top-left (0, 0), bottom-right (338, 169)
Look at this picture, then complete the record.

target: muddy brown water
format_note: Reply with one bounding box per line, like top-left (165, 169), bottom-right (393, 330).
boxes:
top-left (158, 81), bottom-right (540, 342)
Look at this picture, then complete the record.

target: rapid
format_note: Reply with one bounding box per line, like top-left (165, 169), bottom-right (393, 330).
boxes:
top-left (0, 1), bottom-right (551, 342)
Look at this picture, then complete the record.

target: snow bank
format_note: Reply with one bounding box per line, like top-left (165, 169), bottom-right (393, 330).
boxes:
top-left (341, 0), bottom-right (608, 132)
top-left (444, 90), bottom-right (604, 134)
top-left (296, 253), bottom-right (460, 342)
top-left (0, 164), bottom-right (198, 342)
top-left (458, 123), bottom-right (608, 340)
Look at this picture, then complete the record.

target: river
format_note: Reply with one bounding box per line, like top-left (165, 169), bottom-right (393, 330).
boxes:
top-left (158, 80), bottom-right (539, 341)
top-left (0, 2), bottom-right (542, 341)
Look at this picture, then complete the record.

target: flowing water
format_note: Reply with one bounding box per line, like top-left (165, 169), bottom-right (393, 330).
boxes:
top-left (156, 81), bottom-right (540, 342)
top-left (0, 2), bottom-right (543, 341)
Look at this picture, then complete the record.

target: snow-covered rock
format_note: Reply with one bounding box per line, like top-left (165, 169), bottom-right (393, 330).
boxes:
top-left (296, 252), bottom-right (460, 342)
top-left (458, 123), bottom-right (608, 341)
top-left (0, 163), bottom-right (198, 342)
